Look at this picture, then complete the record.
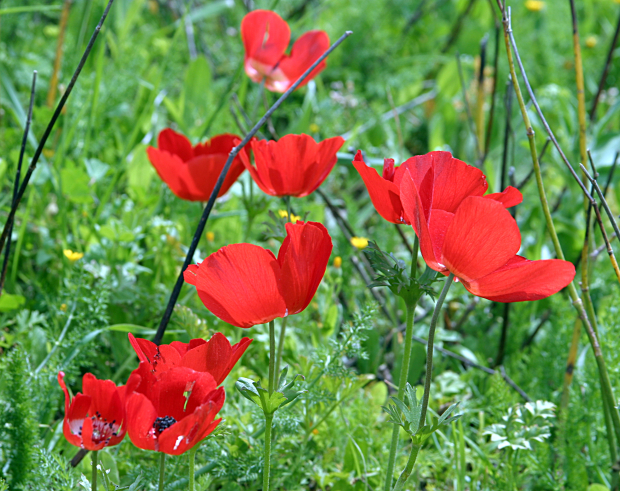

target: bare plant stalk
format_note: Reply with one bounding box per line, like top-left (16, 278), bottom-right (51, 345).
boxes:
top-left (152, 31), bottom-right (353, 344)
top-left (456, 52), bottom-right (481, 160)
top-left (499, 6), bottom-right (620, 441)
top-left (0, 0), bottom-right (116, 256)
top-left (0, 72), bottom-right (36, 295)
top-left (590, 9), bottom-right (620, 120)
top-left (46, 0), bottom-right (72, 107)
top-left (475, 34), bottom-right (488, 159)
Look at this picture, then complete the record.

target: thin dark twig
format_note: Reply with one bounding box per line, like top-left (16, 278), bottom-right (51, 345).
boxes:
top-left (581, 163), bottom-right (620, 243)
top-left (494, 303), bottom-right (510, 367)
top-left (483, 24), bottom-right (501, 161)
top-left (394, 223), bottom-right (414, 255)
top-left (229, 105), bottom-right (249, 135)
top-left (402, 0), bottom-right (429, 34)
top-left (0, 0), bottom-right (116, 255)
top-left (590, 9), bottom-right (620, 120)
top-left (456, 52), bottom-right (481, 159)
top-left (501, 77), bottom-right (513, 189)
top-left (453, 297), bottom-right (479, 332)
top-left (551, 187), bottom-right (568, 214)
top-left (441, 0), bottom-right (477, 53)
top-left (521, 310), bottom-right (552, 349)
top-left (504, 7), bottom-right (594, 202)
top-left (152, 31), bottom-right (354, 345)
top-left (0, 71), bottom-right (36, 295)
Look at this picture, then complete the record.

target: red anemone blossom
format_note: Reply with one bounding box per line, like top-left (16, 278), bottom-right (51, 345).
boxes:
top-left (241, 10), bottom-right (330, 93)
top-left (58, 372), bottom-right (127, 451)
top-left (353, 151), bottom-right (520, 225)
top-left (146, 128), bottom-right (247, 201)
top-left (125, 365), bottom-right (224, 455)
top-left (128, 332), bottom-right (252, 386)
top-left (184, 220), bottom-right (332, 328)
top-left (402, 195), bottom-right (575, 302)
top-left (238, 134), bottom-right (344, 197)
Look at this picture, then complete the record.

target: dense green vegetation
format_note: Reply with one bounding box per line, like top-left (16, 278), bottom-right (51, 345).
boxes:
top-left (1, 0), bottom-right (620, 489)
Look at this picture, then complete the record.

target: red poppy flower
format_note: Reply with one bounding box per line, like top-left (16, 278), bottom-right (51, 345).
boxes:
top-left (58, 372), bottom-right (127, 451)
top-left (241, 10), bottom-right (330, 93)
top-left (404, 195), bottom-right (575, 302)
top-left (125, 365), bottom-right (224, 455)
top-left (354, 150), bottom-right (522, 225)
top-left (184, 221), bottom-right (332, 328)
top-left (238, 134), bottom-right (344, 197)
top-left (146, 129), bottom-right (247, 201)
top-left (128, 332), bottom-right (252, 386)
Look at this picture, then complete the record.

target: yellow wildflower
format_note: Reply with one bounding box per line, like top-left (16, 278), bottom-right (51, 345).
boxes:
top-left (525, 0), bottom-right (544, 11)
top-left (278, 210), bottom-right (300, 223)
top-left (350, 237), bottom-right (369, 250)
top-left (60, 303), bottom-right (67, 312)
top-left (333, 256), bottom-right (342, 268)
top-left (585, 36), bottom-right (597, 48)
top-left (63, 249), bottom-right (84, 262)
top-left (206, 231), bottom-right (215, 242)
top-left (309, 123), bottom-right (320, 133)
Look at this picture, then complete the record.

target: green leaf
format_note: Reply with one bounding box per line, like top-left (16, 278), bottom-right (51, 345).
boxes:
top-left (0, 294), bottom-right (25, 312)
top-left (587, 485), bottom-right (610, 491)
top-left (61, 161), bottom-right (92, 204)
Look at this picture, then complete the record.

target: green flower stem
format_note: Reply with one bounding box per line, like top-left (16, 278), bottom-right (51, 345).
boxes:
top-left (158, 453), bottom-right (166, 491)
top-left (189, 447), bottom-right (197, 491)
top-left (393, 272), bottom-right (454, 491)
top-left (501, 6), bottom-right (620, 448)
top-left (91, 451), bottom-right (97, 491)
top-left (275, 317), bottom-right (287, 387)
top-left (384, 236), bottom-right (420, 491)
top-left (263, 319), bottom-right (277, 491)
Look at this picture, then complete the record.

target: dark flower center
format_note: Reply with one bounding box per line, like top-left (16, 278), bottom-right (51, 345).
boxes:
top-left (153, 415), bottom-right (177, 434)
top-left (82, 411), bottom-right (120, 446)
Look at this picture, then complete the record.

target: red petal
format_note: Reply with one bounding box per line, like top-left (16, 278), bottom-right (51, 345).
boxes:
top-left (126, 393), bottom-right (158, 452)
top-left (155, 368), bottom-right (217, 423)
top-left (128, 333), bottom-right (156, 364)
top-left (427, 152), bottom-right (487, 212)
top-left (276, 30), bottom-right (330, 91)
top-left (485, 186), bottom-right (523, 208)
top-left (182, 332), bottom-right (232, 385)
top-left (400, 169), bottom-right (445, 271)
top-left (158, 128), bottom-right (194, 162)
top-left (238, 139), bottom-right (276, 196)
top-left (353, 150), bottom-right (405, 224)
top-left (278, 221), bottom-right (333, 315)
top-left (441, 197), bottom-right (521, 281)
top-left (461, 256), bottom-right (576, 302)
top-left (190, 244), bottom-right (287, 328)
top-left (170, 341), bottom-right (190, 357)
top-left (241, 10), bottom-right (290, 80)
top-left (147, 147), bottom-right (193, 200)
top-left (82, 373), bottom-right (125, 427)
top-left (183, 263), bottom-right (200, 286)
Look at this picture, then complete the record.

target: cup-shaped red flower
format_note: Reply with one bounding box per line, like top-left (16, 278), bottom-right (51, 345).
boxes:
top-left (241, 10), bottom-right (330, 92)
top-left (128, 332), bottom-right (252, 385)
top-left (58, 372), bottom-right (127, 451)
top-left (238, 134), bottom-right (344, 197)
top-left (184, 221), bottom-right (333, 328)
top-left (146, 128), bottom-right (247, 201)
top-left (398, 154), bottom-right (522, 272)
top-left (409, 195), bottom-right (575, 302)
top-left (125, 365), bottom-right (224, 455)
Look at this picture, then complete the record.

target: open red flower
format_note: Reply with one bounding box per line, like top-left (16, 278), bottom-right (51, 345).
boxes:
top-left (398, 153), bottom-right (522, 272)
top-left (406, 195), bottom-right (575, 302)
top-left (125, 365), bottom-right (224, 455)
top-left (58, 372), bottom-right (127, 451)
top-left (184, 221), bottom-right (332, 328)
top-left (238, 134), bottom-right (344, 197)
top-left (128, 332), bottom-right (252, 386)
top-left (241, 10), bottom-right (330, 92)
top-left (147, 129), bottom-right (247, 201)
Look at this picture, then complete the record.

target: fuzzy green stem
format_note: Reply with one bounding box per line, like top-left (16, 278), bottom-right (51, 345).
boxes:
top-left (263, 414), bottom-right (274, 491)
top-left (91, 451), bottom-right (98, 491)
top-left (159, 453), bottom-right (166, 491)
top-left (189, 447), bottom-right (197, 491)
top-left (383, 237), bottom-right (420, 491)
top-left (275, 318), bottom-right (287, 387)
top-left (263, 319), bottom-right (277, 490)
top-left (268, 320), bottom-right (276, 395)
top-left (393, 273), bottom-right (454, 491)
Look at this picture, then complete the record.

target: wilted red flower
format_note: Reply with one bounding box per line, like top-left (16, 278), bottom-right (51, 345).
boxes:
top-left (184, 221), bottom-right (332, 328)
top-left (402, 195), bottom-right (575, 302)
top-left (128, 332), bottom-right (252, 386)
top-left (146, 129), bottom-right (247, 201)
top-left (238, 134), bottom-right (344, 197)
top-left (58, 372), bottom-right (127, 450)
top-left (241, 10), bottom-right (330, 92)
top-left (125, 365), bottom-right (224, 455)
